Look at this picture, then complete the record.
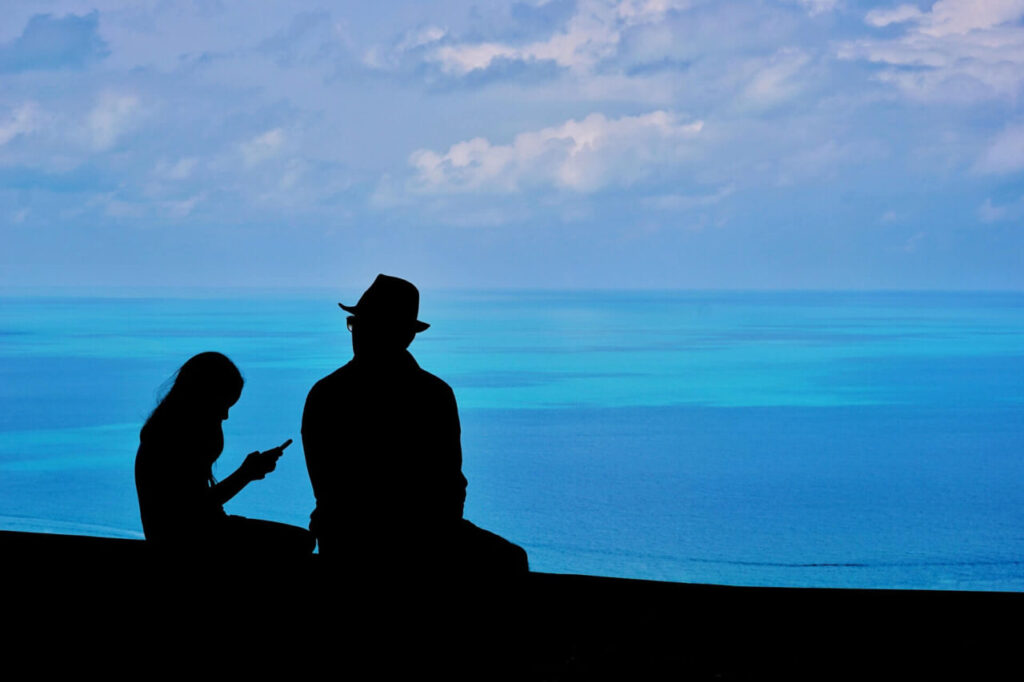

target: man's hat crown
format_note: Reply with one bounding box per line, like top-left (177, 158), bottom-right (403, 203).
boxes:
top-left (339, 274), bottom-right (430, 332)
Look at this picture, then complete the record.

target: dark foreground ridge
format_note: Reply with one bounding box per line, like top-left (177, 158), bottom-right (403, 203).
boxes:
top-left (4, 530), bottom-right (1020, 680)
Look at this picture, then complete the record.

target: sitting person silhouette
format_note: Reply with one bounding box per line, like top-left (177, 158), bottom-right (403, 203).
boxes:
top-left (302, 274), bottom-right (528, 577)
top-left (135, 351), bottom-right (314, 556)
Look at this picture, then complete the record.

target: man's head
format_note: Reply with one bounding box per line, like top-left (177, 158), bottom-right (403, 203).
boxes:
top-left (340, 274), bottom-right (429, 358)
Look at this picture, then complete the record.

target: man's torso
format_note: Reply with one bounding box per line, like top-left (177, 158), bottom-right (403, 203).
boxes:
top-left (302, 352), bottom-right (467, 551)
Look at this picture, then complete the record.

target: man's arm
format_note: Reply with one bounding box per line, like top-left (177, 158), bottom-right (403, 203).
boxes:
top-left (301, 382), bottom-right (326, 508)
top-left (444, 383), bottom-right (468, 520)
top-left (303, 379), bottom-right (342, 547)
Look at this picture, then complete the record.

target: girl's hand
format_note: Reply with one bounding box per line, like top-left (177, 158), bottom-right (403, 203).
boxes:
top-left (241, 438), bottom-right (291, 480)
top-left (242, 450), bottom-right (279, 480)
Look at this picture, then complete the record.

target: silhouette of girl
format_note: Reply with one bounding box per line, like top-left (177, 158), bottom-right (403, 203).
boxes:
top-left (135, 352), bottom-right (314, 556)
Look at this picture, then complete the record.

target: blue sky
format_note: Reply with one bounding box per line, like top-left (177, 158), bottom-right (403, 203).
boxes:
top-left (1, 0), bottom-right (1023, 290)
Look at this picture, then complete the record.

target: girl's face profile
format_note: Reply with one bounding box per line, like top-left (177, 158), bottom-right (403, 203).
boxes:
top-left (220, 389), bottom-right (241, 421)
top-left (195, 386), bottom-right (239, 421)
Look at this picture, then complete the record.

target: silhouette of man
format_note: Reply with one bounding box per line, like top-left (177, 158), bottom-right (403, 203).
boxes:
top-left (302, 274), bottom-right (527, 577)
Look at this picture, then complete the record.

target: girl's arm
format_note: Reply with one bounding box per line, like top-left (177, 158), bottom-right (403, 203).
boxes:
top-left (211, 446), bottom-right (285, 505)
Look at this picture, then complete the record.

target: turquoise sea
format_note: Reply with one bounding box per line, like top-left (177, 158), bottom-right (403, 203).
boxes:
top-left (2, 290), bottom-right (1024, 590)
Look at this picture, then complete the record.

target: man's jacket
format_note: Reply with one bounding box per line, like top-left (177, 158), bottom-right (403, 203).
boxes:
top-left (302, 350), bottom-right (468, 555)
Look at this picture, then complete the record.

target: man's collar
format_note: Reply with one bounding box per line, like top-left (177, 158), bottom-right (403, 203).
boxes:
top-left (351, 349), bottom-right (419, 371)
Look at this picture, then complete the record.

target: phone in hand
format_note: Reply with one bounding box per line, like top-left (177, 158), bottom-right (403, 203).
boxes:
top-left (267, 438), bottom-right (292, 458)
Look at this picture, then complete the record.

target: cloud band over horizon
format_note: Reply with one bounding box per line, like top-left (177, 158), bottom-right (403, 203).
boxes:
top-left (2, 0), bottom-right (1023, 290)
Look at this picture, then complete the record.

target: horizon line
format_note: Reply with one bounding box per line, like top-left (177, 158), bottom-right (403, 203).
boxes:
top-left (3, 285), bottom-right (1024, 299)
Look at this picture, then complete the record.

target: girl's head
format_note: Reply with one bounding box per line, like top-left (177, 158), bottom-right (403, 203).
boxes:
top-left (168, 351), bottom-right (244, 419)
top-left (147, 351), bottom-right (244, 427)
top-left (142, 352), bottom-right (244, 473)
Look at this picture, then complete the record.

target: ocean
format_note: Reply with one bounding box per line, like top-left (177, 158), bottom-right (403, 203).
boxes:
top-left (2, 290), bottom-right (1023, 590)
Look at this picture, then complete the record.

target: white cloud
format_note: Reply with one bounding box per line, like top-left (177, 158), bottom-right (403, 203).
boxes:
top-left (774, 139), bottom-right (882, 185)
top-left (88, 92), bottom-right (141, 151)
top-left (409, 110), bottom-right (703, 193)
top-left (397, 25), bottom-right (447, 52)
top-left (977, 195), bottom-right (1024, 222)
top-left (430, 0), bottom-right (690, 75)
top-left (153, 157), bottom-right (198, 180)
top-left (0, 102), bottom-right (39, 146)
top-left (240, 128), bottom-right (285, 166)
top-left (164, 193), bottom-right (205, 218)
top-left (900, 230), bottom-right (925, 252)
top-left (864, 0), bottom-right (1024, 35)
top-left (841, 0), bottom-right (1024, 100)
top-left (642, 184), bottom-right (734, 210)
top-left (921, 0), bottom-right (1024, 37)
top-left (789, 0), bottom-right (840, 16)
top-left (975, 123), bottom-right (1024, 174)
top-left (433, 42), bottom-right (522, 74)
top-left (865, 4), bottom-right (924, 27)
top-left (104, 197), bottom-right (145, 219)
top-left (365, 25), bottom-right (448, 69)
top-left (616, 0), bottom-right (694, 21)
top-left (978, 198), bottom-right (1007, 222)
top-left (369, 173), bottom-right (409, 208)
top-left (279, 158), bottom-right (304, 190)
top-left (743, 48), bottom-right (811, 106)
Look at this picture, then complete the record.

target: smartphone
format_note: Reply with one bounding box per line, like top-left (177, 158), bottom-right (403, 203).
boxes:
top-left (267, 438), bottom-right (292, 457)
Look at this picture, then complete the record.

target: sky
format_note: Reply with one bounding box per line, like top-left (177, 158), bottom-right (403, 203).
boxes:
top-left (1, 0), bottom-right (1023, 291)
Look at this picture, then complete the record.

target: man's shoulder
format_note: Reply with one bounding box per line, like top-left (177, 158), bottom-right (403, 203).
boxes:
top-left (415, 366), bottom-right (455, 398)
top-left (306, 362), bottom-right (357, 398)
top-left (306, 357), bottom-right (455, 398)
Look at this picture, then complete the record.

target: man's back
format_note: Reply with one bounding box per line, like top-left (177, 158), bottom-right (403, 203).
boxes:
top-left (302, 350), bottom-right (467, 556)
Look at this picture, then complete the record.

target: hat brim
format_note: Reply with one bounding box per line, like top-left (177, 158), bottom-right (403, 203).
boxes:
top-left (338, 303), bottom-right (430, 332)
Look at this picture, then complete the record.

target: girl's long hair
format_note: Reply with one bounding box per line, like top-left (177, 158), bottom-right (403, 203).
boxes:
top-left (141, 352), bottom-right (244, 484)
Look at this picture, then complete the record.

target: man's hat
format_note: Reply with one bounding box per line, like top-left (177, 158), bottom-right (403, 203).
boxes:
top-left (339, 274), bottom-right (430, 332)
